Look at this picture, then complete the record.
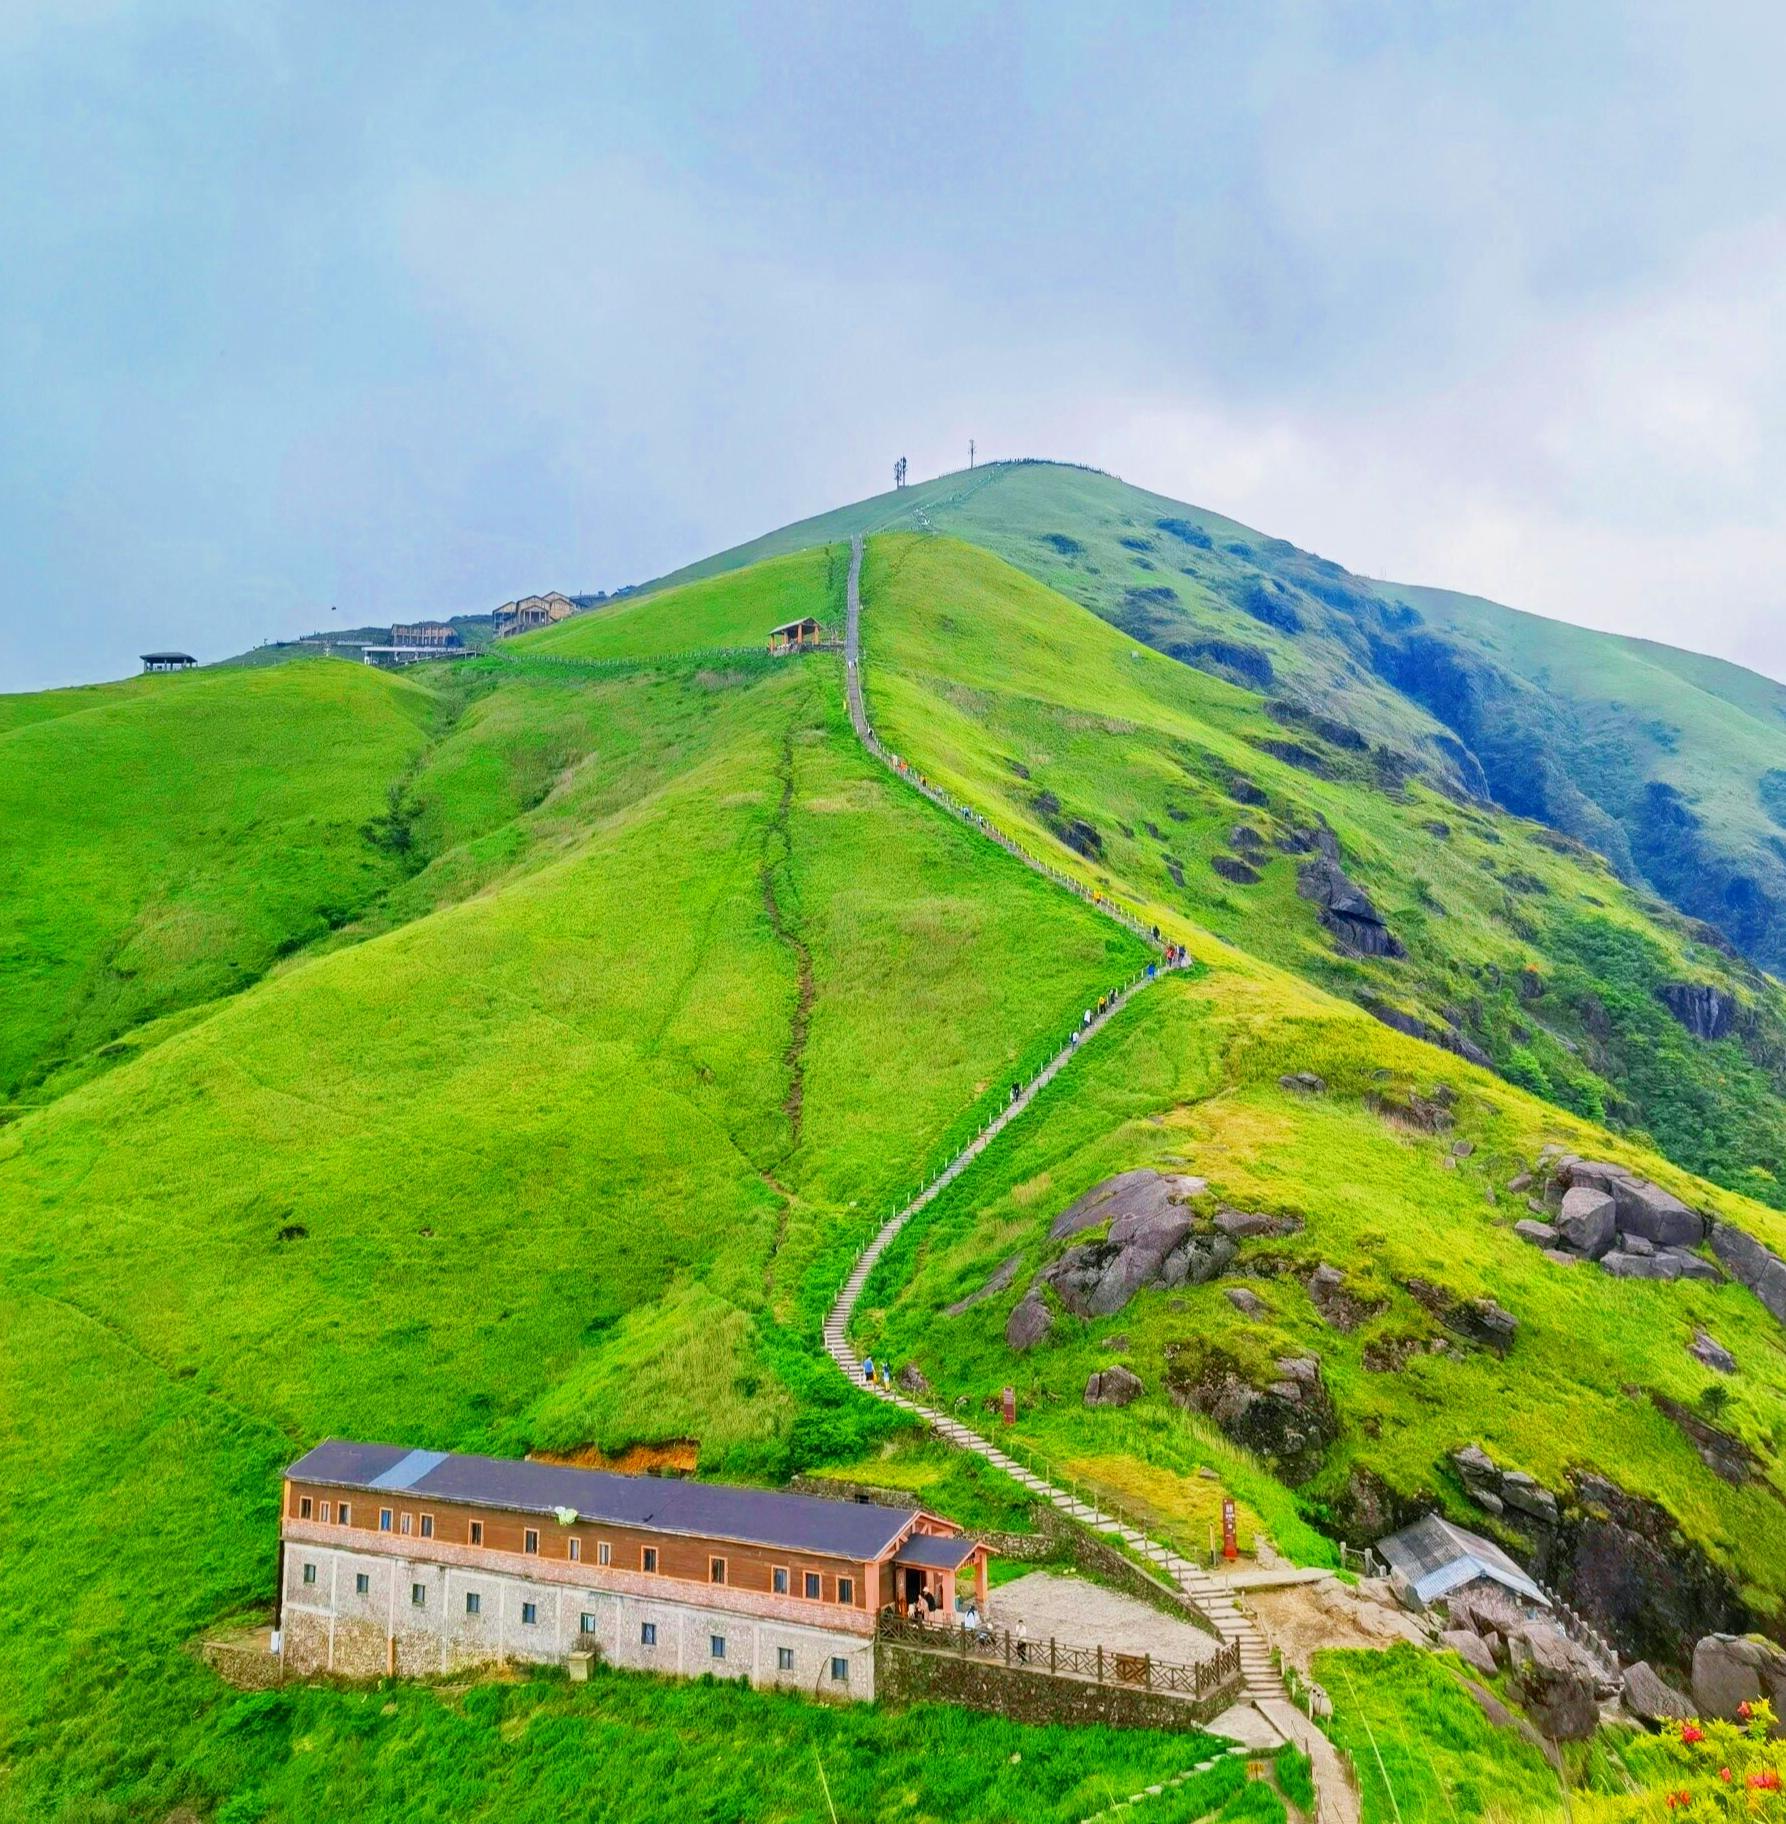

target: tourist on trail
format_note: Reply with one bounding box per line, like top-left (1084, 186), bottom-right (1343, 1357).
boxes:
top-left (1083, 1009), bottom-right (1092, 1028)
top-left (863, 1355), bottom-right (875, 1385)
top-left (881, 1363), bottom-right (892, 1390)
top-left (1016, 1618), bottom-right (1029, 1663)
top-left (1011, 1081), bottom-right (1021, 1104)
top-left (1147, 961), bottom-right (1156, 980)
top-left (1152, 924), bottom-right (1160, 941)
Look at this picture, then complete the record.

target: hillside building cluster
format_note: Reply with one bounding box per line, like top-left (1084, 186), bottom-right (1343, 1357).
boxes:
top-left (493, 592), bottom-right (576, 637)
top-left (277, 1441), bottom-right (987, 1698)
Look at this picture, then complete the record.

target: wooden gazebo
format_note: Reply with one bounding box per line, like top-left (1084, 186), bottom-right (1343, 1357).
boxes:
top-left (767, 617), bottom-right (824, 654)
top-left (141, 651), bottom-right (196, 673)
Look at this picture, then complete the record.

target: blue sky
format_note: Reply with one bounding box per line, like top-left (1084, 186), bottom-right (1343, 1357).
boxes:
top-left (4, 1), bottom-right (1784, 689)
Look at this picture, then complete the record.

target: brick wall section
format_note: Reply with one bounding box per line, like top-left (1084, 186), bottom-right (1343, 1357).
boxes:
top-left (874, 1640), bottom-right (1239, 1731)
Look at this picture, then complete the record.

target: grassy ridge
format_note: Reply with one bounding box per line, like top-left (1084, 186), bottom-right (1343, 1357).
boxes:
top-left (0, 661), bottom-right (437, 1103)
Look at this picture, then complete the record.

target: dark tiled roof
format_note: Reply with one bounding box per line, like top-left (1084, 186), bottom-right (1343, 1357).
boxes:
top-left (286, 1441), bottom-right (919, 1560)
top-left (894, 1532), bottom-right (979, 1570)
top-left (1377, 1513), bottom-right (1547, 1607)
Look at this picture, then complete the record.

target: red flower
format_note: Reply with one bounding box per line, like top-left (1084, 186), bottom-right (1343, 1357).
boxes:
top-left (1747, 1770), bottom-right (1781, 1791)
top-left (1739, 1702), bottom-right (1754, 1721)
top-left (1719, 1767), bottom-right (1732, 1783)
top-left (1682, 1725), bottom-right (1705, 1745)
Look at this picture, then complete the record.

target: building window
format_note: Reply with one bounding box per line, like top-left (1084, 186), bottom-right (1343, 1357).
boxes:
top-left (777, 1647), bottom-right (794, 1672)
top-left (838, 1577), bottom-right (855, 1606)
top-left (772, 1566), bottom-right (789, 1595)
top-left (642, 1547), bottom-right (658, 1573)
top-left (803, 1573), bottom-right (821, 1600)
top-left (355, 1573), bottom-right (370, 1595)
top-left (419, 1514), bottom-right (433, 1539)
top-left (411, 1583), bottom-right (426, 1608)
top-left (299, 1495), bottom-right (313, 1520)
top-left (320, 1501), bottom-right (332, 1524)
top-left (465, 1592), bottom-right (481, 1616)
top-left (640, 1623), bottom-right (657, 1647)
top-left (379, 1509), bottom-right (393, 1533)
top-left (709, 1557), bottom-right (726, 1585)
top-left (302, 1562), bottom-right (317, 1586)
top-left (831, 1657), bottom-right (849, 1684)
top-left (568, 1538), bottom-right (581, 1563)
top-left (597, 1541), bottom-right (611, 1567)
top-left (469, 1520), bottom-right (483, 1546)
top-left (579, 1612), bottom-right (597, 1635)
top-left (339, 1504), bottom-right (351, 1526)
top-left (401, 1513), bottom-right (413, 1536)
top-left (524, 1529), bottom-right (539, 1555)
top-left (710, 1636), bottom-right (726, 1660)
top-left (521, 1602), bottom-right (538, 1626)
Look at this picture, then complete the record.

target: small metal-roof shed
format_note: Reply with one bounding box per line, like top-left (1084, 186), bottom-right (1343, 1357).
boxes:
top-left (1376, 1513), bottom-right (1550, 1610)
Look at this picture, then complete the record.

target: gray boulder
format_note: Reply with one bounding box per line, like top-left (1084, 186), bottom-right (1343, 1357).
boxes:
top-left (1514, 1218), bottom-right (1559, 1247)
top-left (1709, 1221), bottom-right (1786, 1324)
top-left (1049, 1169), bottom-right (1207, 1242)
top-left (1279, 1072), bottom-right (1326, 1095)
top-left (1556, 1186), bottom-right (1616, 1259)
top-left (1442, 1629), bottom-right (1498, 1676)
top-left (1689, 1328), bottom-right (1736, 1374)
top-left (897, 1362), bottom-right (932, 1395)
top-left (1306, 1263), bottom-right (1383, 1332)
top-left (1666, 1249), bottom-right (1723, 1283)
top-left (1224, 1286), bottom-right (1267, 1320)
top-left (1623, 1660), bottom-right (1694, 1726)
top-left (1005, 1291), bottom-right (1052, 1351)
top-left (1512, 1624), bottom-right (1602, 1741)
top-left (1084, 1365), bottom-right (1144, 1408)
top-left (1542, 1249), bottom-right (1581, 1267)
top-left (1561, 1159), bottom-right (1632, 1195)
top-left (1603, 1250), bottom-right (1684, 1281)
top-left (1298, 855), bottom-right (1406, 958)
top-left (1611, 1178), bottom-right (1705, 1249)
top-left (1214, 1207), bottom-right (1304, 1240)
top-left (1045, 1203), bottom-right (1196, 1317)
top-left (1692, 1634), bottom-right (1786, 1730)
top-left (1158, 1230), bottom-right (1240, 1291)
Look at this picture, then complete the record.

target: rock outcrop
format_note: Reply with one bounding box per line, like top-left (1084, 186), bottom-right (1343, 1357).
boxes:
top-left (1083, 1365), bottom-right (1144, 1408)
top-left (1691, 1635), bottom-right (1786, 1732)
top-left (1688, 1328), bottom-right (1736, 1374)
top-left (1298, 838), bottom-right (1405, 958)
top-left (1709, 1221), bottom-right (1786, 1324)
top-left (1049, 1169), bottom-right (1207, 1242)
top-left (1278, 1071), bottom-right (1326, 1095)
top-left (1165, 1346), bottom-right (1338, 1485)
top-left (1658, 982), bottom-right (1741, 1042)
top-left (1005, 1291), bottom-right (1052, 1351)
top-left (1622, 1660), bottom-right (1694, 1725)
top-left (1511, 1623), bottom-right (1602, 1740)
top-left (1405, 1279), bottom-right (1518, 1355)
top-left (1306, 1263), bottom-right (1385, 1333)
top-left (1556, 1186), bottom-right (1616, 1259)
top-left (1441, 1629), bottom-right (1499, 1677)
top-left (1515, 1154), bottom-right (1733, 1292)
top-left (947, 1254), bottom-right (1021, 1316)
top-left (1452, 1444), bottom-right (1558, 1526)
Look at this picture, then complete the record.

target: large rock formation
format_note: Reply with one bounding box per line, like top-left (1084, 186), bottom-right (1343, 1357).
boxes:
top-left (1165, 1346), bottom-right (1338, 1485)
top-left (1048, 1169), bottom-right (1207, 1242)
top-left (1658, 982), bottom-right (1741, 1042)
top-left (1511, 1624), bottom-right (1603, 1740)
top-left (1691, 1635), bottom-right (1786, 1732)
top-left (1405, 1279), bottom-right (1518, 1355)
top-left (1709, 1221), bottom-right (1786, 1324)
top-left (1297, 836), bottom-right (1405, 959)
top-left (1556, 1186), bottom-right (1616, 1259)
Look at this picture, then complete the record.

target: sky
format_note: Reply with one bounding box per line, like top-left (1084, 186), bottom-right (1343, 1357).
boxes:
top-left (4, 0), bottom-right (1785, 691)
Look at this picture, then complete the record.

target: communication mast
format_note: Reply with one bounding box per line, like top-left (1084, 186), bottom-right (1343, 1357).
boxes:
top-left (894, 456), bottom-right (908, 489)
top-left (969, 439), bottom-right (975, 469)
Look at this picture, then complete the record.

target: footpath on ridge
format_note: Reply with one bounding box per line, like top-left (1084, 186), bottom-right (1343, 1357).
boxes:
top-left (825, 535), bottom-right (1357, 1822)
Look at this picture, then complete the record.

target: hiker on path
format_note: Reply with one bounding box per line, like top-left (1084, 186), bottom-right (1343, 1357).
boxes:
top-left (863, 1355), bottom-right (875, 1385)
top-left (1010, 1081), bottom-right (1021, 1104)
top-left (1016, 1618), bottom-right (1029, 1663)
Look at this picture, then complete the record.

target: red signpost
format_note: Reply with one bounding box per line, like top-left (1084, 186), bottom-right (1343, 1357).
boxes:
top-left (1001, 1386), bottom-right (1016, 1425)
top-left (1221, 1497), bottom-right (1238, 1561)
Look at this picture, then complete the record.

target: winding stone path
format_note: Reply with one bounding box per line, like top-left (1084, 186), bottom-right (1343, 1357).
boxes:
top-left (825, 535), bottom-right (1361, 1823)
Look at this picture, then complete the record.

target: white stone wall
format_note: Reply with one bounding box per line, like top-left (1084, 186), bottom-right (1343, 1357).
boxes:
top-left (280, 1541), bottom-right (874, 1698)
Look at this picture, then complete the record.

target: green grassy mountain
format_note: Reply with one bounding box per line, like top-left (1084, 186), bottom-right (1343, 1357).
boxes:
top-left (652, 460), bottom-right (1786, 979)
top-left (2, 494), bottom-right (1785, 1820)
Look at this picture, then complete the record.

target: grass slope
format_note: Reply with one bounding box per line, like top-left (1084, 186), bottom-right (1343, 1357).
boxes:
top-left (0, 569), bottom-right (1150, 1814)
top-left (0, 662), bottom-right (437, 1105)
top-left (858, 532), bottom-right (1786, 1208)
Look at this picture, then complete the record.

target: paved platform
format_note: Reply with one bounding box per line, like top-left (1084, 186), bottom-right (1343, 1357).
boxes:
top-left (988, 1570), bottom-right (1224, 1666)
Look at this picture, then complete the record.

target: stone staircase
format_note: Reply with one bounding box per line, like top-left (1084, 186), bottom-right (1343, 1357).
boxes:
top-left (828, 531), bottom-right (1358, 1822)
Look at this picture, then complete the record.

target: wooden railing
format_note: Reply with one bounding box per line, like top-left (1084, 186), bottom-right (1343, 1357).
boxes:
top-left (875, 1611), bottom-right (1241, 1703)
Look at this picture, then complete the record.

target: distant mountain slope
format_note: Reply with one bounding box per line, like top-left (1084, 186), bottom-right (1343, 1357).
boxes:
top-left (647, 460), bottom-right (1786, 975)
